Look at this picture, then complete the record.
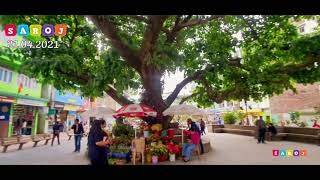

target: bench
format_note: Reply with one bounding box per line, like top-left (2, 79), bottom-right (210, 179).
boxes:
top-left (31, 134), bottom-right (52, 147)
top-left (1, 137), bottom-right (19, 153)
top-left (214, 128), bottom-right (254, 136)
top-left (0, 136), bottom-right (32, 153)
top-left (17, 136), bottom-right (32, 150)
top-left (286, 133), bottom-right (320, 144)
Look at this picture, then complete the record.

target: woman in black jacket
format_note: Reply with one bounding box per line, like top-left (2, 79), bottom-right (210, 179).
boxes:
top-left (87, 120), bottom-right (111, 165)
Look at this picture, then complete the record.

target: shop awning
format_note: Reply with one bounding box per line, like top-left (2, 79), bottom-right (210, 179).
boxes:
top-left (0, 91), bottom-right (48, 103)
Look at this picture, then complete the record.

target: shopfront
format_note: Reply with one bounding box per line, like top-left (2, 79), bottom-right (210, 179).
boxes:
top-left (0, 96), bottom-right (14, 138)
top-left (11, 98), bottom-right (47, 136)
top-left (51, 90), bottom-right (85, 132)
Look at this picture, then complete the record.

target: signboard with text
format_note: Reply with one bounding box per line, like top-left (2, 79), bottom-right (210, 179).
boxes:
top-left (17, 98), bottom-right (47, 107)
top-left (0, 96), bottom-right (14, 103)
top-left (54, 90), bottom-right (85, 106)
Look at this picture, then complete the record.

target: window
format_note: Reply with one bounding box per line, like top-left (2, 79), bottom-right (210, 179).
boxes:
top-left (0, 67), bottom-right (13, 83)
top-left (28, 78), bottom-right (31, 88)
top-left (8, 72), bottom-right (12, 82)
top-left (24, 76), bottom-right (28, 87)
top-left (31, 78), bottom-right (37, 89)
top-left (3, 70), bottom-right (7, 82)
top-left (16, 74), bottom-right (37, 89)
top-left (0, 69), bottom-right (2, 80)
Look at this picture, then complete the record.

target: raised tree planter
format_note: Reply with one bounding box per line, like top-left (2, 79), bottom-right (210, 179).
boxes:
top-left (214, 125), bottom-right (256, 136)
top-left (252, 126), bottom-right (320, 144)
top-left (211, 125), bottom-right (224, 132)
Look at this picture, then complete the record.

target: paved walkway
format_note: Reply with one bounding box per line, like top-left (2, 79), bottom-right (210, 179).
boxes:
top-left (0, 133), bottom-right (319, 165)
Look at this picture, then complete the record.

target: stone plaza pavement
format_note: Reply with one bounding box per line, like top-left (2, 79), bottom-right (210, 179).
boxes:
top-left (0, 133), bottom-right (319, 165)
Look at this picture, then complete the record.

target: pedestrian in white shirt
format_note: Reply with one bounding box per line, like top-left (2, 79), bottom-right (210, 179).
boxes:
top-left (22, 120), bottom-right (27, 135)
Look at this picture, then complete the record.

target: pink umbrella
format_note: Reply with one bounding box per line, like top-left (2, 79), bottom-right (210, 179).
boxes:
top-left (114, 104), bottom-right (157, 118)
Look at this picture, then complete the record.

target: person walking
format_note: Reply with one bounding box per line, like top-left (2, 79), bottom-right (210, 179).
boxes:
top-left (88, 120), bottom-right (112, 165)
top-left (21, 119), bottom-right (27, 135)
top-left (256, 116), bottom-right (266, 144)
top-left (71, 119), bottom-right (84, 152)
top-left (51, 121), bottom-right (61, 146)
top-left (200, 119), bottom-right (206, 135)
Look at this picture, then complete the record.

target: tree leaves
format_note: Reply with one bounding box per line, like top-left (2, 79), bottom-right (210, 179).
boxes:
top-left (1, 15), bottom-right (320, 109)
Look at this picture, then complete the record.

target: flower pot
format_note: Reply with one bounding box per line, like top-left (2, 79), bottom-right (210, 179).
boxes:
top-left (158, 155), bottom-right (167, 162)
top-left (144, 131), bottom-right (150, 138)
top-left (146, 154), bottom-right (152, 163)
top-left (152, 156), bottom-right (158, 164)
top-left (169, 154), bottom-right (175, 162)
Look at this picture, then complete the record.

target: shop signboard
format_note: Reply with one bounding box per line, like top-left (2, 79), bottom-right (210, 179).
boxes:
top-left (54, 90), bottom-right (85, 106)
top-left (48, 109), bottom-right (56, 115)
top-left (17, 98), bottom-right (47, 107)
top-left (54, 102), bottom-right (65, 109)
top-left (0, 103), bottom-right (11, 121)
top-left (64, 104), bottom-right (81, 111)
top-left (0, 96), bottom-right (14, 103)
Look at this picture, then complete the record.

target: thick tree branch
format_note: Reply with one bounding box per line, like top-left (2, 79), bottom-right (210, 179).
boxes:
top-left (88, 15), bottom-right (142, 71)
top-left (140, 16), bottom-right (169, 61)
top-left (105, 85), bottom-right (133, 106)
top-left (165, 57), bottom-right (242, 106)
top-left (179, 92), bottom-right (201, 104)
top-left (127, 15), bottom-right (149, 23)
top-left (165, 66), bottom-right (212, 106)
top-left (164, 15), bottom-right (224, 44)
top-left (178, 15), bottom-right (224, 29)
top-left (286, 54), bottom-right (320, 74)
top-left (201, 78), bottom-right (241, 103)
top-left (182, 15), bottom-right (193, 24)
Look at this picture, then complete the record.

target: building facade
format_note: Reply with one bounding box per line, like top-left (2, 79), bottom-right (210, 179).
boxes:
top-left (47, 89), bottom-right (86, 133)
top-left (270, 83), bottom-right (320, 125)
top-left (0, 64), bottom-right (48, 138)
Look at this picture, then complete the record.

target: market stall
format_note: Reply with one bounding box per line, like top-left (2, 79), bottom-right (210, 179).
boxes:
top-left (108, 103), bottom-right (183, 165)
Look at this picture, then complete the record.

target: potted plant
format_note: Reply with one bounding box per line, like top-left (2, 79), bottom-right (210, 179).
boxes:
top-left (167, 143), bottom-right (180, 162)
top-left (150, 147), bottom-right (160, 164)
top-left (157, 146), bottom-right (168, 162)
top-left (145, 147), bottom-right (152, 163)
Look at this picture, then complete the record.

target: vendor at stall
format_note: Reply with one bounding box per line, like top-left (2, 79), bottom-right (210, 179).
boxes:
top-left (88, 120), bottom-right (112, 165)
top-left (182, 122), bottom-right (201, 162)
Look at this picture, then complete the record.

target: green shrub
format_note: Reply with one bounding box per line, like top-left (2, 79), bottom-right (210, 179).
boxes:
top-left (223, 112), bottom-right (238, 124)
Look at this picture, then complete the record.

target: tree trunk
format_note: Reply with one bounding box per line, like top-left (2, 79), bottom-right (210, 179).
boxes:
top-left (140, 66), bottom-right (168, 113)
top-left (139, 65), bottom-right (173, 128)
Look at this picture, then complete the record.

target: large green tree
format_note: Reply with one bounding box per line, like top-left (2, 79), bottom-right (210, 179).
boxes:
top-left (1, 15), bottom-right (320, 126)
